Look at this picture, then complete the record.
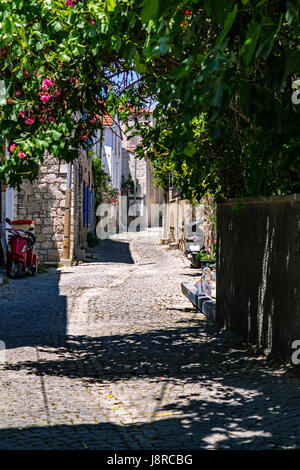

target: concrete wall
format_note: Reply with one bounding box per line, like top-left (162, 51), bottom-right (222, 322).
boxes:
top-left (121, 150), bottom-right (146, 197)
top-left (101, 124), bottom-right (122, 190)
top-left (216, 194), bottom-right (300, 361)
top-left (165, 195), bottom-right (215, 252)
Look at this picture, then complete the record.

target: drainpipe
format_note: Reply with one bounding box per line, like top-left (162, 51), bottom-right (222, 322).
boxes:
top-left (134, 155), bottom-right (137, 216)
top-left (62, 162), bottom-right (72, 262)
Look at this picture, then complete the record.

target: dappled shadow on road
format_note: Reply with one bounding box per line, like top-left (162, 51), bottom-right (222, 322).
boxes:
top-left (0, 239), bottom-right (135, 351)
top-left (0, 271), bottom-right (67, 350)
top-left (86, 239), bottom-right (134, 264)
top-left (3, 320), bottom-right (300, 449)
top-left (0, 408), bottom-right (296, 450)
top-left (4, 321), bottom-right (219, 381)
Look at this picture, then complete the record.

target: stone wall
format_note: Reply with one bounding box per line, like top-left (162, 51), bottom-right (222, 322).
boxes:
top-left (14, 146), bottom-right (94, 262)
top-left (216, 194), bottom-right (300, 361)
top-left (15, 155), bottom-right (70, 262)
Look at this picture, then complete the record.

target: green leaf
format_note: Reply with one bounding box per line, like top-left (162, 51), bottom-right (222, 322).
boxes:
top-left (210, 80), bottom-right (224, 107)
top-left (141, 0), bottom-right (159, 25)
top-left (217, 5), bottom-right (238, 47)
top-left (283, 50), bottom-right (300, 83)
top-left (241, 21), bottom-right (262, 66)
top-left (202, 0), bottom-right (212, 16)
top-left (53, 21), bottom-right (62, 32)
top-left (35, 139), bottom-right (45, 150)
top-left (255, 26), bottom-right (278, 61)
top-left (159, 36), bottom-right (169, 55)
top-left (51, 130), bottom-right (62, 141)
top-left (36, 41), bottom-right (44, 51)
top-left (107, 0), bottom-right (117, 12)
top-left (123, 42), bottom-right (136, 60)
top-left (286, 1), bottom-right (298, 25)
top-left (183, 141), bottom-right (196, 157)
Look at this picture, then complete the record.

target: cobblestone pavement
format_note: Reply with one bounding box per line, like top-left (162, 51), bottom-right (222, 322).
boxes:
top-left (0, 229), bottom-right (299, 450)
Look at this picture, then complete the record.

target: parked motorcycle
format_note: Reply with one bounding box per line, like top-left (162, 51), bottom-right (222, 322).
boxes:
top-left (5, 218), bottom-right (38, 278)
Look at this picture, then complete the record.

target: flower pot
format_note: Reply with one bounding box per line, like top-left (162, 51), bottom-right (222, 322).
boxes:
top-left (190, 253), bottom-right (202, 268)
top-left (200, 259), bottom-right (216, 268)
top-left (191, 253), bottom-right (216, 269)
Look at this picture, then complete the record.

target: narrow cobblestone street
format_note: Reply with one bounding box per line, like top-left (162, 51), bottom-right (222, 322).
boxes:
top-left (0, 231), bottom-right (299, 450)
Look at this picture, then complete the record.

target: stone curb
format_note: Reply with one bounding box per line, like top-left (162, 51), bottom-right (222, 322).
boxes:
top-left (181, 281), bottom-right (216, 322)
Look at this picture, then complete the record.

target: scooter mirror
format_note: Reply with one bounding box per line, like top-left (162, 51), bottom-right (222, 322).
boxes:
top-left (5, 218), bottom-right (11, 225)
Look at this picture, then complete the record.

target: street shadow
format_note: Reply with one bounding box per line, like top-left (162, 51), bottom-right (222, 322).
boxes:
top-left (182, 273), bottom-right (202, 277)
top-left (0, 407), bottom-right (297, 450)
top-left (0, 238), bottom-right (134, 350)
top-left (0, 269), bottom-right (67, 350)
top-left (2, 322), bottom-right (299, 449)
top-left (86, 239), bottom-right (134, 264)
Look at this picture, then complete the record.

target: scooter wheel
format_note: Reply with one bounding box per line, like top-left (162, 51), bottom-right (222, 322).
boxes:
top-left (33, 261), bottom-right (38, 276)
top-left (8, 261), bottom-right (22, 279)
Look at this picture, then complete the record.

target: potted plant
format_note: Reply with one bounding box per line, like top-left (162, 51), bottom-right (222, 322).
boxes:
top-left (192, 242), bottom-right (216, 268)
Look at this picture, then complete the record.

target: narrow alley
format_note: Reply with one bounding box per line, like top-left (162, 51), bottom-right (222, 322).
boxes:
top-left (0, 231), bottom-right (299, 450)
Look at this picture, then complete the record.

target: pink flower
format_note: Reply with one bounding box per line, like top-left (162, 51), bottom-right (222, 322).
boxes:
top-left (15, 90), bottom-right (22, 96)
top-left (81, 135), bottom-right (88, 142)
top-left (53, 89), bottom-right (61, 98)
top-left (40, 94), bottom-right (50, 104)
top-left (90, 20), bottom-right (96, 26)
top-left (25, 118), bottom-right (35, 125)
top-left (42, 78), bottom-right (53, 90)
top-left (18, 151), bottom-right (26, 159)
top-left (49, 116), bottom-right (55, 122)
top-left (9, 144), bottom-right (15, 153)
top-left (23, 69), bottom-right (30, 78)
top-left (19, 111), bottom-right (25, 117)
top-left (66, 0), bottom-right (73, 6)
top-left (90, 118), bottom-right (96, 124)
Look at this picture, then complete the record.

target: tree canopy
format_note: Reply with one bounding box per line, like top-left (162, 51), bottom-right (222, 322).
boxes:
top-left (0, 0), bottom-right (299, 198)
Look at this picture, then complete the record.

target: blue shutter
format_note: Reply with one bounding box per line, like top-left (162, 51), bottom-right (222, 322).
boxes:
top-left (91, 192), bottom-right (94, 235)
top-left (85, 185), bottom-right (88, 227)
top-left (83, 183), bottom-right (86, 227)
top-left (87, 187), bottom-right (90, 227)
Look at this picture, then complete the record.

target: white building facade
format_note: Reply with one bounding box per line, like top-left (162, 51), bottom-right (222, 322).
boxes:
top-left (92, 114), bottom-right (123, 191)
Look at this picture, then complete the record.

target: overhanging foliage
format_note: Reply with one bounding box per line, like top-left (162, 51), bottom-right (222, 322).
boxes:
top-left (0, 0), bottom-right (299, 198)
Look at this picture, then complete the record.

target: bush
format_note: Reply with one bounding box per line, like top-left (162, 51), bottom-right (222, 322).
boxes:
top-left (87, 232), bottom-right (99, 248)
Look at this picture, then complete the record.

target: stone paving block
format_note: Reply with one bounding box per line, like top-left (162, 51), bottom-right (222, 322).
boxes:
top-left (0, 233), bottom-right (298, 450)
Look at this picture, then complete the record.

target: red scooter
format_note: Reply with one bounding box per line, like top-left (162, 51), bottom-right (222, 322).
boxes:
top-left (5, 218), bottom-right (38, 278)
